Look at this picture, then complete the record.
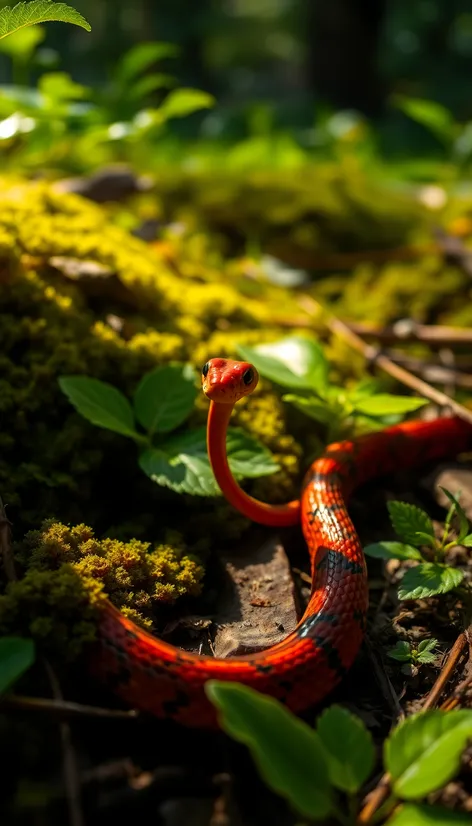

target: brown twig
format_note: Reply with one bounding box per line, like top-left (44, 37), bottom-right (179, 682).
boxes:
top-left (0, 694), bottom-right (139, 721)
top-left (346, 320), bottom-right (472, 347)
top-left (299, 295), bottom-right (472, 426)
top-left (383, 352), bottom-right (472, 390)
top-left (357, 772), bottom-right (391, 824)
top-left (422, 628), bottom-right (470, 711)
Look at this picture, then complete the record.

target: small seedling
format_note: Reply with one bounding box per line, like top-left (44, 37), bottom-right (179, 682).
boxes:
top-left (388, 638), bottom-right (438, 675)
top-left (59, 363), bottom-right (279, 497)
top-left (237, 336), bottom-right (428, 443)
top-left (364, 489), bottom-right (471, 600)
top-left (205, 680), bottom-right (472, 825)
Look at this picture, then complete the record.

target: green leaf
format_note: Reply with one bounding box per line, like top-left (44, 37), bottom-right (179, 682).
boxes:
top-left (139, 426), bottom-right (278, 497)
top-left (387, 501), bottom-right (435, 547)
top-left (282, 394), bottom-right (333, 425)
top-left (387, 803), bottom-right (472, 826)
top-left (363, 542), bottom-right (423, 561)
top-left (439, 487), bottom-right (469, 543)
top-left (315, 705), bottom-right (375, 793)
top-left (158, 88), bottom-right (215, 120)
top-left (388, 641), bottom-right (412, 663)
top-left (0, 22), bottom-right (44, 58)
top-left (417, 638), bottom-right (438, 654)
top-left (393, 95), bottom-right (454, 144)
top-left (133, 364), bottom-right (197, 436)
top-left (0, 1), bottom-right (91, 40)
top-left (116, 41), bottom-right (178, 83)
top-left (460, 534), bottom-right (472, 547)
top-left (352, 394), bottom-right (428, 417)
top-left (58, 376), bottom-right (140, 440)
top-left (398, 563), bottom-right (464, 600)
top-left (385, 710), bottom-right (472, 798)
top-left (0, 637), bottom-right (35, 693)
top-left (205, 681), bottom-right (333, 820)
top-left (237, 336), bottom-right (329, 392)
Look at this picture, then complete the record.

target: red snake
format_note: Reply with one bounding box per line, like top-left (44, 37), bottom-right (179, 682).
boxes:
top-left (91, 358), bottom-right (472, 727)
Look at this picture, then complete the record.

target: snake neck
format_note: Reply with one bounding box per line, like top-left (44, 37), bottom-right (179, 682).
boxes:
top-left (207, 400), bottom-right (300, 527)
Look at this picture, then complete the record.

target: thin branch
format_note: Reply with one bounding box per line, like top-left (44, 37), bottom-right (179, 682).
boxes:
top-left (0, 694), bottom-right (139, 721)
top-left (422, 628), bottom-right (470, 711)
top-left (346, 320), bottom-right (472, 347)
top-left (298, 295), bottom-right (472, 426)
top-left (0, 495), bottom-right (16, 581)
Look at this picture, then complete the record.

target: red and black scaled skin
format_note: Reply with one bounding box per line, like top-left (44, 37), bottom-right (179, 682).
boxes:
top-left (89, 359), bottom-right (472, 728)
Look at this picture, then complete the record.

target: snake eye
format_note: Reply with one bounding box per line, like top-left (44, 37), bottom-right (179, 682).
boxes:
top-left (202, 362), bottom-right (210, 378)
top-left (242, 368), bottom-right (254, 386)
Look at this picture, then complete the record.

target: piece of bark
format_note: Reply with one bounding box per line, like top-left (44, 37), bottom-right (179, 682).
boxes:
top-left (212, 534), bottom-right (299, 658)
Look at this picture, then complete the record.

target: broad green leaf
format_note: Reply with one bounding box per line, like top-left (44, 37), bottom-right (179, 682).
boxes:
top-left (460, 534), bottom-right (472, 547)
top-left (388, 641), bottom-right (412, 662)
top-left (387, 803), bottom-right (472, 826)
top-left (414, 532), bottom-right (437, 549)
top-left (0, 1), bottom-right (91, 40)
top-left (0, 637), bottom-right (35, 693)
top-left (282, 394), bottom-right (333, 425)
top-left (385, 710), bottom-right (472, 798)
top-left (129, 73), bottom-right (175, 101)
top-left (139, 426), bottom-right (278, 497)
top-left (205, 681), bottom-right (333, 820)
top-left (416, 651), bottom-right (436, 665)
top-left (348, 378), bottom-right (383, 400)
top-left (417, 638), bottom-right (437, 654)
top-left (133, 364), bottom-right (197, 436)
top-left (237, 336), bottom-right (328, 392)
top-left (39, 71), bottom-right (88, 102)
top-left (387, 501), bottom-right (435, 546)
top-left (393, 95), bottom-right (454, 144)
top-left (363, 542), bottom-right (423, 561)
top-left (439, 488), bottom-right (469, 543)
top-left (316, 705), bottom-right (375, 792)
top-left (398, 563), bottom-right (464, 600)
top-left (352, 394), bottom-right (428, 417)
top-left (158, 88), bottom-right (215, 120)
top-left (59, 376), bottom-right (140, 440)
top-left (116, 41), bottom-right (178, 83)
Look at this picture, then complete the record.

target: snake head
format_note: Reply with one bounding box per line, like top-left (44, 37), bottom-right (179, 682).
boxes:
top-left (201, 358), bottom-right (259, 404)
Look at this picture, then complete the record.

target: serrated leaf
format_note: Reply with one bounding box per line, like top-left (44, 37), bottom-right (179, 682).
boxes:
top-left (387, 501), bottom-right (435, 546)
top-left (385, 710), bottom-right (472, 798)
top-left (417, 638), bottom-right (438, 653)
top-left (439, 487), bottom-right (469, 543)
top-left (139, 426), bottom-right (278, 497)
top-left (205, 681), bottom-right (333, 820)
top-left (398, 564), bottom-right (464, 600)
top-left (363, 542), bottom-right (423, 561)
top-left (387, 803), bottom-right (472, 825)
top-left (0, 637), bottom-right (35, 693)
top-left (282, 394), bottom-right (333, 425)
top-left (59, 376), bottom-right (140, 440)
top-left (352, 394), bottom-right (428, 417)
top-left (316, 705), bottom-right (375, 792)
top-left (133, 364), bottom-right (197, 436)
top-left (0, 1), bottom-right (91, 40)
top-left (416, 651), bottom-right (436, 664)
top-left (237, 336), bottom-right (329, 392)
top-left (388, 641), bottom-right (412, 662)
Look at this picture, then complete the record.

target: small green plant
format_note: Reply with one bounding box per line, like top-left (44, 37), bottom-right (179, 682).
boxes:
top-left (0, 636), bottom-right (35, 692)
top-left (364, 489), bottom-right (471, 600)
top-left (206, 680), bottom-right (472, 825)
top-left (0, 1), bottom-right (91, 41)
top-left (237, 336), bottom-right (428, 444)
top-left (388, 638), bottom-right (438, 674)
top-left (59, 364), bottom-right (278, 497)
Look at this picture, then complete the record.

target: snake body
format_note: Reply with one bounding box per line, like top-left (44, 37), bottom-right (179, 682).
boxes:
top-left (90, 359), bottom-right (472, 727)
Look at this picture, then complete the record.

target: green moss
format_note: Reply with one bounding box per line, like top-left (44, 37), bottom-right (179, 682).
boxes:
top-left (0, 519), bottom-right (205, 653)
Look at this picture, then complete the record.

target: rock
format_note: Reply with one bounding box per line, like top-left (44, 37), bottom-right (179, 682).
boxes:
top-left (423, 462), bottom-right (472, 521)
top-left (54, 165), bottom-right (154, 203)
